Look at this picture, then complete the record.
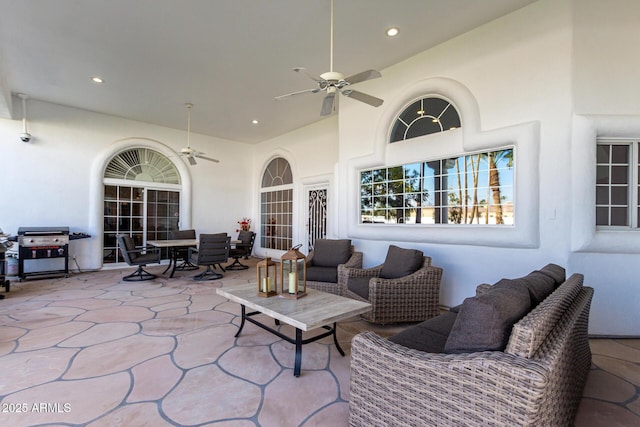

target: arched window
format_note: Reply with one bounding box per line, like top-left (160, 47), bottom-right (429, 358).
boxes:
top-left (260, 157), bottom-right (293, 250)
top-left (103, 148), bottom-right (182, 263)
top-left (390, 97), bottom-right (461, 143)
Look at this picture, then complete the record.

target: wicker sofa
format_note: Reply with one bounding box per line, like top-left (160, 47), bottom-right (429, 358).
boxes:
top-left (349, 264), bottom-right (594, 427)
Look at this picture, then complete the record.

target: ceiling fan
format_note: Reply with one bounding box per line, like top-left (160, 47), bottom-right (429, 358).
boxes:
top-left (275, 0), bottom-right (383, 116)
top-left (180, 103), bottom-right (219, 165)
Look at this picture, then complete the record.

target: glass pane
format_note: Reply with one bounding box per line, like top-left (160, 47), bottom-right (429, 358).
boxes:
top-left (611, 165), bottom-right (628, 184)
top-left (611, 207), bottom-right (628, 226)
top-left (611, 145), bottom-right (629, 164)
top-left (104, 201), bottom-right (117, 215)
top-left (404, 163), bottom-right (421, 179)
top-left (361, 170), bottom-right (372, 184)
top-left (373, 168), bottom-right (387, 182)
top-left (388, 181), bottom-right (403, 195)
top-left (595, 186), bottom-right (609, 205)
top-left (596, 166), bottom-right (610, 184)
top-left (596, 145), bottom-right (610, 163)
top-left (104, 185), bottom-right (118, 200)
top-left (120, 187), bottom-right (131, 199)
top-left (388, 166), bottom-right (403, 181)
top-left (611, 186), bottom-right (628, 205)
top-left (405, 178), bottom-right (420, 192)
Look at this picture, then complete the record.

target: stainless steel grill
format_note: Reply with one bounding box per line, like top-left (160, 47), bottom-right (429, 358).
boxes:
top-left (18, 227), bottom-right (70, 280)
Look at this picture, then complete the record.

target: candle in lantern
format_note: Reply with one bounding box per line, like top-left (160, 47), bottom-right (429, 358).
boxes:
top-left (288, 271), bottom-right (297, 294)
top-left (261, 277), bottom-right (267, 292)
top-left (268, 277), bottom-right (274, 292)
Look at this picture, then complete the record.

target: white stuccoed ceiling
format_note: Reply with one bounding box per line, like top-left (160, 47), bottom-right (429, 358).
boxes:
top-left (0, 0), bottom-right (537, 144)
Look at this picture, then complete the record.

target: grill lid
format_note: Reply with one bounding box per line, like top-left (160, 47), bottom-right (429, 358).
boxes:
top-left (18, 227), bottom-right (70, 236)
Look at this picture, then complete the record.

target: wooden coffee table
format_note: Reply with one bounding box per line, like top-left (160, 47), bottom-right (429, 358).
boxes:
top-left (216, 284), bottom-right (371, 377)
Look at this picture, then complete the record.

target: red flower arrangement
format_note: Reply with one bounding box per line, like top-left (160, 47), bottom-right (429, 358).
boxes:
top-left (236, 217), bottom-right (252, 232)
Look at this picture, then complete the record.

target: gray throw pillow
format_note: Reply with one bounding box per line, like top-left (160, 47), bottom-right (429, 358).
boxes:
top-left (311, 239), bottom-right (352, 268)
top-left (537, 263), bottom-right (566, 286)
top-left (379, 245), bottom-right (424, 279)
top-left (444, 285), bottom-right (531, 354)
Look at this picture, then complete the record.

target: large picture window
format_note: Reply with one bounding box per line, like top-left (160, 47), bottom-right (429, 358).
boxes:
top-left (360, 148), bottom-right (514, 225)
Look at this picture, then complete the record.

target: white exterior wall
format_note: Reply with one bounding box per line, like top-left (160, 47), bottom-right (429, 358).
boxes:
top-left (0, 100), bottom-right (252, 271)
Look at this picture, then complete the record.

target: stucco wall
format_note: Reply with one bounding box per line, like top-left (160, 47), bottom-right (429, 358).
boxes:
top-left (0, 99), bottom-right (252, 271)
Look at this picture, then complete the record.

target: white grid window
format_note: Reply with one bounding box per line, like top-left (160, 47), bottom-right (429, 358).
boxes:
top-left (596, 140), bottom-right (639, 228)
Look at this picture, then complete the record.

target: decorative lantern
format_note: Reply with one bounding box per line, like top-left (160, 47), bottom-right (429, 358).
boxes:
top-left (279, 244), bottom-right (307, 299)
top-left (256, 257), bottom-right (278, 297)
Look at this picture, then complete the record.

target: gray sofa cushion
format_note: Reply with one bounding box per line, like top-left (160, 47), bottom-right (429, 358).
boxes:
top-left (306, 266), bottom-right (339, 283)
top-left (444, 285), bottom-right (531, 353)
top-left (379, 245), bottom-right (423, 279)
top-left (538, 263), bottom-right (566, 286)
top-left (390, 312), bottom-right (458, 353)
top-left (347, 276), bottom-right (371, 300)
top-left (311, 239), bottom-right (352, 268)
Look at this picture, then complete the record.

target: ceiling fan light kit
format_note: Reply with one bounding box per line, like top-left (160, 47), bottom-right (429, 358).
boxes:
top-left (179, 103), bottom-right (219, 165)
top-left (275, 0), bottom-right (384, 116)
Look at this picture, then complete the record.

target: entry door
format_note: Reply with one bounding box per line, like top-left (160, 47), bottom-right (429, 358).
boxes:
top-left (306, 186), bottom-right (328, 252)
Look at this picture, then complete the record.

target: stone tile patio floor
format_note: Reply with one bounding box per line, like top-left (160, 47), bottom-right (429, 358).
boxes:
top-left (0, 258), bottom-right (638, 426)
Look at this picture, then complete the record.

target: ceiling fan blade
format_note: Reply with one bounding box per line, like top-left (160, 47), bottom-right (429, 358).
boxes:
top-left (321, 93), bottom-right (336, 116)
top-left (344, 69), bottom-right (381, 85)
top-left (275, 87), bottom-right (321, 101)
top-left (195, 154), bottom-right (220, 163)
top-left (187, 156), bottom-right (197, 165)
top-left (293, 67), bottom-right (324, 83)
top-left (342, 89), bottom-right (384, 107)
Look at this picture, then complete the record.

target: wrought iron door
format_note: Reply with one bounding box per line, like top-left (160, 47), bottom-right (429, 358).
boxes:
top-left (307, 188), bottom-right (327, 251)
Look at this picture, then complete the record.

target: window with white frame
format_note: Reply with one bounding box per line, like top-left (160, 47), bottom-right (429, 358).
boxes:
top-left (596, 139), bottom-right (639, 228)
top-left (360, 148), bottom-right (514, 225)
top-left (260, 157), bottom-right (293, 250)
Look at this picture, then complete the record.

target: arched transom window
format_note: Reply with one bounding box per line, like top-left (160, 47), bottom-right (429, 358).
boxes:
top-left (390, 97), bottom-right (461, 143)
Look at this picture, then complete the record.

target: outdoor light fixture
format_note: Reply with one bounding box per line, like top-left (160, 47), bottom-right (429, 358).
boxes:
top-left (279, 245), bottom-right (307, 299)
top-left (256, 257), bottom-right (278, 297)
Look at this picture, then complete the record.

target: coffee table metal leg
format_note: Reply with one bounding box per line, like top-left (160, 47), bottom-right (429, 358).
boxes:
top-left (331, 322), bottom-right (345, 356)
top-left (169, 248), bottom-right (179, 278)
top-left (162, 248), bottom-right (173, 275)
top-left (294, 328), bottom-right (303, 377)
top-left (235, 305), bottom-right (246, 338)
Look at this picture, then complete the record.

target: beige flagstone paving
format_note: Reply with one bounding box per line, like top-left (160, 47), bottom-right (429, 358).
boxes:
top-left (0, 258), bottom-right (637, 426)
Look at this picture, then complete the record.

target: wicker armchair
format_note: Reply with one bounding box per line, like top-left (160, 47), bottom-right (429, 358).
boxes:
top-left (305, 239), bottom-right (363, 295)
top-left (339, 246), bottom-right (442, 324)
top-left (349, 274), bottom-right (594, 427)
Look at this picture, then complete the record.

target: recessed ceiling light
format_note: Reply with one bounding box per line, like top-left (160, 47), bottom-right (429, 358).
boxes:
top-left (386, 27), bottom-right (399, 37)
top-left (91, 76), bottom-right (104, 84)
top-left (252, 119), bottom-right (259, 125)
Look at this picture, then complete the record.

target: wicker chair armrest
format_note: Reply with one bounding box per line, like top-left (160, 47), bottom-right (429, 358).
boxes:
top-left (370, 265), bottom-right (443, 287)
top-left (347, 264), bottom-right (384, 278)
top-left (342, 251), bottom-right (363, 268)
top-left (337, 263), bottom-right (384, 287)
top-left (350, 331), bottom-right (548, 426)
